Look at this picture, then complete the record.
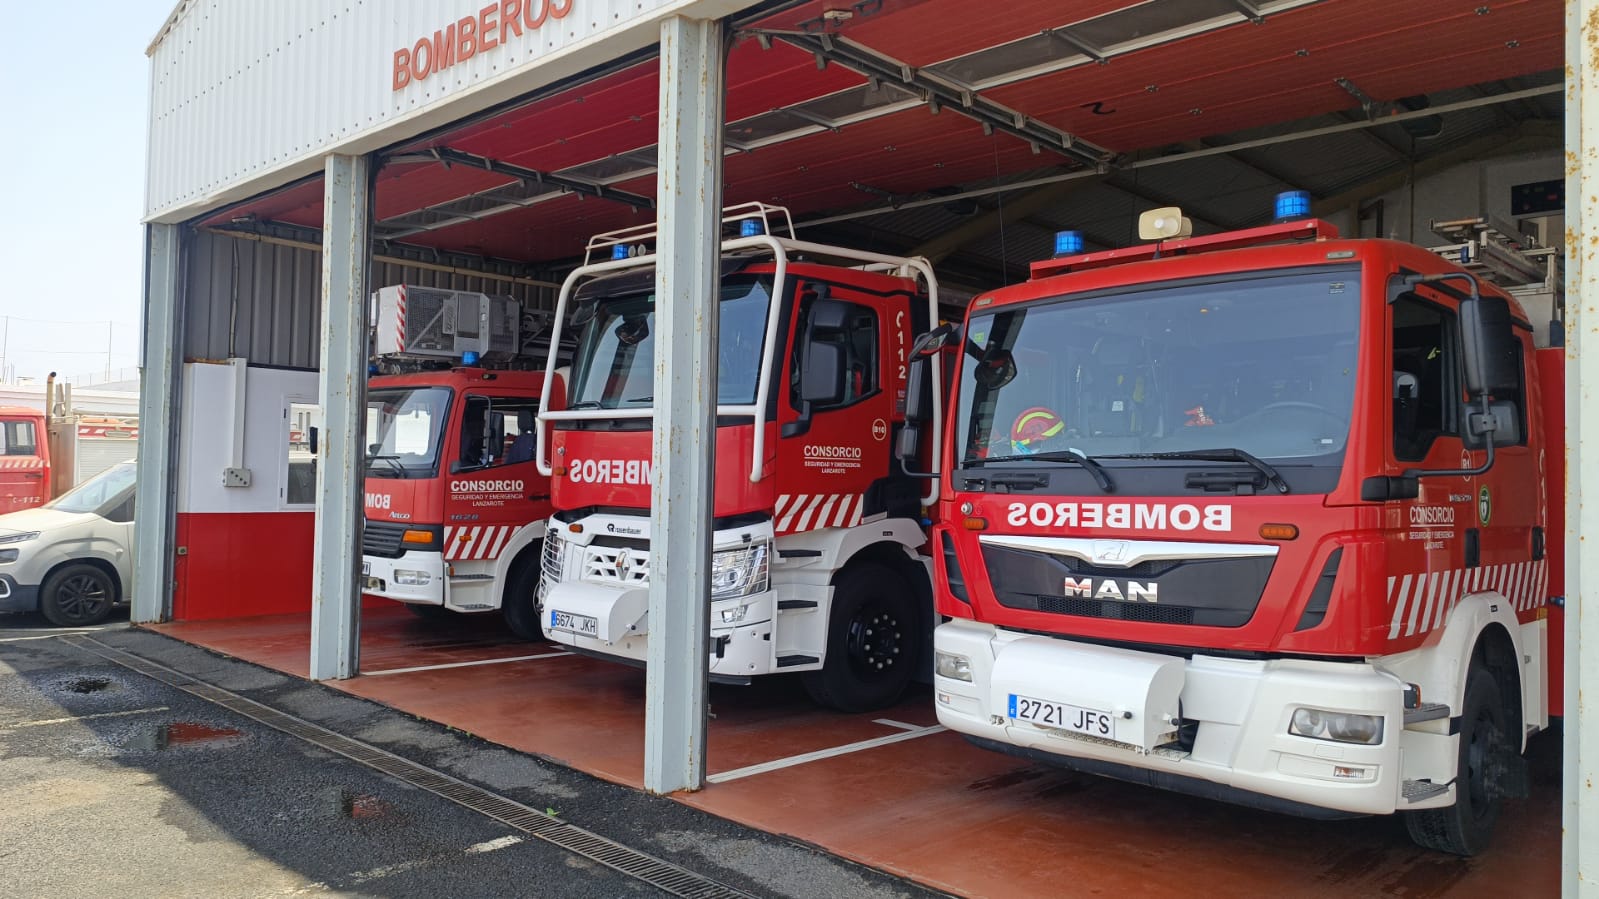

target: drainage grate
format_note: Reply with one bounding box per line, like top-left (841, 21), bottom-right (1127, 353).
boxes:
top-left (65, 636), bottom-right (753, 899)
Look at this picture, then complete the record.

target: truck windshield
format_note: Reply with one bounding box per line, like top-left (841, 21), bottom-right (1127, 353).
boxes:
top-left (567, 276), bottom-right (774, 409)
top-left (956, 266), bottom-right (1360, 470)
top-left (365, 387), bottom-right (451, 478)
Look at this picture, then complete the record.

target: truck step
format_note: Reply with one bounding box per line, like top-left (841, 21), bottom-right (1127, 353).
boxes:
top-left (451, 603), bottom-right (494, 611)
top-left (777, 599), bottom-right (818, 611)
top-left (1402, 779), bottom-right (1451, 803)
top-left (775, 654), bottom-right (819, 668)
top-left (1404, 702), bottom-right (1451, 725)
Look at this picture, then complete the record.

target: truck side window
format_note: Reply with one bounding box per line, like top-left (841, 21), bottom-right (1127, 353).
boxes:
top-left (3, 421), bottom-right (36, 456)
top-left (1391, 296), bottom-right (1458, 461)
top-left (790, 299), bottom-right (879, 411)
top-left (464, 396), bottom-right (542, 467)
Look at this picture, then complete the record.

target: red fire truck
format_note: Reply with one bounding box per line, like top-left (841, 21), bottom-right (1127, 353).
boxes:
top-left (904, 199), bottom-right (1562, 855)
top-left (360, 285), bottom-right (566, 637)
top-left (534, 205), bottom-right (943, 711)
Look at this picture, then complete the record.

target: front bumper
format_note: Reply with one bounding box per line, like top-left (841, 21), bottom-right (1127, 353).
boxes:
top-left (362, 551), bottom-right (446, 606)
top-left (0, 574), bottom-right (39, 613)
top-left (540, 513), bottom-right (779, 679)
top-left (934, 619), bottom-right (1410, 816)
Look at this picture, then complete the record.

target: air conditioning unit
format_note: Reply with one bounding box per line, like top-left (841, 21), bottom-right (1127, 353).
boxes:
top-left (372, 285), bottom-right (521, 362)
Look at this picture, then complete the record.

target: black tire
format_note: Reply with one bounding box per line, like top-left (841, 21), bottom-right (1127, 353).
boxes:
top-left (39, 563), bottom-right (117, 627)
top-left (803, 562), bottom-right (919, 712)
top-left (1405, 664), bottom-right (1506, 855)
top-left (501, 547), bottom-right (543, 641)
top-left (404, 603), bottom-right (451, 621)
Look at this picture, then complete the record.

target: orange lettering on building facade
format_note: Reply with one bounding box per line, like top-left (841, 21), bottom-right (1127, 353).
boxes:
top-left (392, 0), bottom-right (572, 91)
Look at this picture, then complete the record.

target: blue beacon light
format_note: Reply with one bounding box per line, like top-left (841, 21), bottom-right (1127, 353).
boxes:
top-left (1273, 190), bottom-right (1312, 222)
top-left (611, 244), bottom-right (629, 260)
top-left (740, 218), bottom-right (765, 237)
top-left (461, 351), bottom-right (481, 366)
top-left (1053, 230), bottom-right (1084, 257)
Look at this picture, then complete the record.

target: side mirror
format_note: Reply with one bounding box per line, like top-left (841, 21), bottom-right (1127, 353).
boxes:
top-left (904, 355), bottom-right (931, 424)
top-left (1462, 400), bottom-right (1521, 448)
top-left (1459, 294), bottom-right (1518, 400)
top-left (909, 323), bottom-right (958, 359)
top-left (570, 298), bottom-right (598, 328)
top-left (972, 349), bottom-right (1016, 391)
top-left (800, 341), bottom-right (845, 405)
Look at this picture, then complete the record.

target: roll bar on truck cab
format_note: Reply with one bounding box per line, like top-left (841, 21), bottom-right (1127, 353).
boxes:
top-left (900, 197), bottom-right (1562, 856)
top-left (534, 204), bottom-right (945, 712)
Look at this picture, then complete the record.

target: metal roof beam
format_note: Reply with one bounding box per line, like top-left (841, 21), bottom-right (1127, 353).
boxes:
top-left (374, 147), bottom-right (656, 240)
top-left (908, 177), bottom-right (1103, 264)
top-left (774, 33), bottom-right (1113, 169)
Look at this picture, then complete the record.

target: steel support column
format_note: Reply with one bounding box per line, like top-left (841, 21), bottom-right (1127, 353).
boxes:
top-left (132, 223), bottom-right (183, 624)
top-left (1567, 4), bottom-right (1598, 895)
top-left (644, 14), bottom-right (725, 795)
top-left (309, 154), bottom-right (371, 681)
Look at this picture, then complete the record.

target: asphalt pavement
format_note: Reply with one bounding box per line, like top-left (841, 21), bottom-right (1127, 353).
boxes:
top-left (0, 611), bottom-right (942, 899)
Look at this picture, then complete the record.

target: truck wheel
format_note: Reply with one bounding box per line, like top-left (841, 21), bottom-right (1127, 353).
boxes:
top-left (1405, 663), bottom-right (1506, 856)
top-left (501, 548), bottom-right (543, 641)
top-left (39, 564), bottom-right (116, 627)
top-left (803, 562), bottom-right (918, 713)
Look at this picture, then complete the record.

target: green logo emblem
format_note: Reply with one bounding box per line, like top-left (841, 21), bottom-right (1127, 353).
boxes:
top-left (1478, 486), bottom-right (1492, 526)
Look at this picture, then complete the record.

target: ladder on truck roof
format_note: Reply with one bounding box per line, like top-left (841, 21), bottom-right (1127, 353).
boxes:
top-left (1428, 216), bottom-right (1563, 347)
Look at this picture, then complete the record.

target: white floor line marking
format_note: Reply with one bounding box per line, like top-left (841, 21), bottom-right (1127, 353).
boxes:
top-left (466, 835), bottom-right (524, 854)
top-left (706, 725), bottom-right (947, 784)
top-left (361, 651), bottom-right (572, 677)
top-left (0, 630), bottom-right (105, 644)
top-left (1, 706), bottom-right (170, 730)
top-left (871, 718), bottom-right (925, 731)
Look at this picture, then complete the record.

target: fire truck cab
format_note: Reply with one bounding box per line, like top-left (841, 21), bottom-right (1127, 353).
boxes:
top-left (361, 285), bottom-right (566, 638)
top-left (0, 406), bottom-right (49, 512)
top-left (535, 205), bottom-right (943, 712)
top-left (907, 197), bottom-right (1562, 855)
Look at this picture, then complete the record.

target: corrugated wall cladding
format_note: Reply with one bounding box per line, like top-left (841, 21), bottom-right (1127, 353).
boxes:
top-left (182, 231), bottom-right (555, 369)
top-left (145, 0), bottom-right (754, 222)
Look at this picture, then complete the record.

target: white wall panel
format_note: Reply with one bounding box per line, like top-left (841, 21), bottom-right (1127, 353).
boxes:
top-left (145, 0), bottom-right (758, 222)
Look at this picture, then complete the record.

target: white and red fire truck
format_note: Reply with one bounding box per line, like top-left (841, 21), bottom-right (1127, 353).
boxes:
top-left (534, 205), bottom-right (943, 711)
top-left (907, 199), bottom-right (1563, 855)
top-left (360, 285), bottom-right (566, 637)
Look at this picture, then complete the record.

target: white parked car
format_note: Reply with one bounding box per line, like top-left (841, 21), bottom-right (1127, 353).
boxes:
top-left (0, 460), bottom-right (134, 626)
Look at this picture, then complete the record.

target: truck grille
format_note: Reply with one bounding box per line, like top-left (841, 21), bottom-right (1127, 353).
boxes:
top-left (982, 543), bottom-right (1274, 628)
top-left (539, 533), bottom-right (566, 603)
top-left (582, 543), bottom-right (651, 586)
top-left (363, 521), bottom-right (409, 559)
top-left (1036, 596), bottom-right (1195, 626)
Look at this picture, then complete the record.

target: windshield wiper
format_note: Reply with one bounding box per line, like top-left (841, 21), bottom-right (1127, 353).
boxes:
top-left (1102, 448), bottom-right (1289, 495)
top-left (623, 395), bottom-right (653, 404)
top-left (567, 400), bottom-right (605, 410)
top-left (968, 449), bottom-right (1115, 493)
top-left (365, 454), bottom-right (410, 478)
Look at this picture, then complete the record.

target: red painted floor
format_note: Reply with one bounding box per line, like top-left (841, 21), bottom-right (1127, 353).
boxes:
top-left (151, 608), bottom-right (1562, 899)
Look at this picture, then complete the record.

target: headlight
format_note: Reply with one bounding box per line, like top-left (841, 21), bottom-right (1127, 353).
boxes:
top-left (719, 603), bottom-right (752, 625)
top-left (1289, 707), bottom-right (1384, 745)
top-left (0, 532), bottom-right (39, 545)
top-left (935, 650), bottom-right (973, 682)
top-left (392, 569), bottom-right (431, 586)
top-left (710, 543), bottom-right (769, 600)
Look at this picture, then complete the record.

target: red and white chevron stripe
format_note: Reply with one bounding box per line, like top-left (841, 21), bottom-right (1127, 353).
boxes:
top-left (0, 457), bottom-right (41, 469)
top-left (1386, 559), bottom-right (1549, 640)
top-left (774, 493), bottom-right (864, 535)
top-left (444, 525), bottom-right (517, 561)
top-left (394, 286), bottom-right (408, 354)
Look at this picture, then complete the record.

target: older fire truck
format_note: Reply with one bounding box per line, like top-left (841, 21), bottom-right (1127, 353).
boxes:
top-left (360, 285), bottom-right (566, 637)
top-left (534, 205), bottom-right (942, 711)
top-left (905, 198), bottom-right (1562, 855)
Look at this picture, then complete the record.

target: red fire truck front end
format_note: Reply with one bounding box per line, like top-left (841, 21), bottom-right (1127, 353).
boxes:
top-left (911, 202), bottom-right (1561, 855)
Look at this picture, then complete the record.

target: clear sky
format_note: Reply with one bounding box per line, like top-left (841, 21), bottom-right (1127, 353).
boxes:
top-left (0, 1), bottom-right (176, 386)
